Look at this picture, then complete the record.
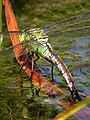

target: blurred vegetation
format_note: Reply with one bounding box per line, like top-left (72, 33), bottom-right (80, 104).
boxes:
top-left (3, 0), bottom-right (90, 29)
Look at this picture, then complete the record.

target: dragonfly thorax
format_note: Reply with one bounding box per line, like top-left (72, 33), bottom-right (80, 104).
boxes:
top-left (18, 28), bottom-right (53, 53)
top-left (19, 28), bottom-right (49, 44)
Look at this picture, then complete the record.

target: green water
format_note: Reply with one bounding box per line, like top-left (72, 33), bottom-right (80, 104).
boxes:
top-left (0, 0), bottom-right (90, 119)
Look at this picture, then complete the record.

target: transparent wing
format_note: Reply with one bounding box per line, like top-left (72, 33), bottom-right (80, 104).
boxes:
top-left (44, 12), bottom-right (90, 63)
top-left (48, 29), bottom-right (90, 64)
top-left (44, 11), bottom-right (90, 32)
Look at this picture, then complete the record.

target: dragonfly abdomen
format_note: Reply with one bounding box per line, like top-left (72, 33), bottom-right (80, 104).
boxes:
top-left (39, 45), bottom-right (81, 102)
top-left (38, 43), bottom-right (73, 86)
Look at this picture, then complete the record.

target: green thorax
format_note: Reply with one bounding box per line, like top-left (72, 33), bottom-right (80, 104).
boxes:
top-left (19, 28), bottom-right (52, 56)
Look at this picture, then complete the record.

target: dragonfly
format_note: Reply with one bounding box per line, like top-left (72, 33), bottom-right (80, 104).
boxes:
top-left (0, 11), bottom-right (90, 102)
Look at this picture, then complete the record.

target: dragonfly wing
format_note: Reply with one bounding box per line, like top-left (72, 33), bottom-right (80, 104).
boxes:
top-left (44, 11), bottom-right (90, 32)
top-left (47, 26), bottom-right (90, 64)
top-left (45, 11), bottom-right (90, 61)
top-left (48, 26), bottom-right (90, 39)
top-left (46, 11), bottom-right (90, 51)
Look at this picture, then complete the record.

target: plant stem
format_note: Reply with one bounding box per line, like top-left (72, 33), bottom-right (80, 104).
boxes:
top-left (54, 97), bottom-right (90, 120)
top-left (0, 0), bottom-right (2, 32)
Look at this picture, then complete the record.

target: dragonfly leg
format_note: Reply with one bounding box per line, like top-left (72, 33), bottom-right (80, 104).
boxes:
top-left (18, 48), bottom-right (28, 66)
top-left (28, 52), bottom-right (40, 97)
top-left (51, 63), bottom-right (54, 83)
top-left (34, 53), bottom-right (40, 64)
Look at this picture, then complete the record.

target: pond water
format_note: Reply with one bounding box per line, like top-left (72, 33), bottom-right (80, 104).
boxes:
top-left (0, 0), bottom-right (90, 120)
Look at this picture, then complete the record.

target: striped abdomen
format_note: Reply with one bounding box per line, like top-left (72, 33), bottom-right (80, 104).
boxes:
top-left (38, 44), bottom-right (81, 101)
